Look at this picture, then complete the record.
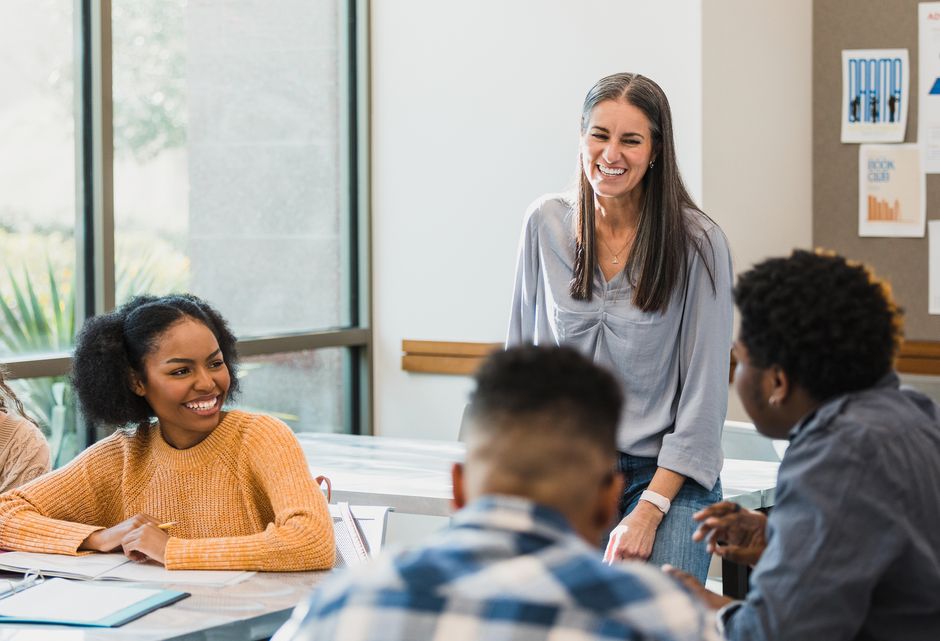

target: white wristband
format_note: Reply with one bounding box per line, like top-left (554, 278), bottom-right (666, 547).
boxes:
top-left (640, 490), bottom-right (671, 514)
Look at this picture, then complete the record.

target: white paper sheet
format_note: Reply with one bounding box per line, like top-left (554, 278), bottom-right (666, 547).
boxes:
top-left (0, 579), bottom-right (165, 623)
top-left (858, 143), bottom-right (925, 237)
top-left (919, 3), bottom-right (940, 172)
top-left (0, 551), bottom-right (253, 586)
top-left (929, 221), bottom-right (940, 315)
top-left (842, 49), bottom-right (909, 143)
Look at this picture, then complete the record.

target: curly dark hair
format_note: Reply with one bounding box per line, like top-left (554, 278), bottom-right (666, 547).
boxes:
top-left (735, 249), bottom-right (903, 402)
top-left (70, 294), bottom-right (240, 427)
top-left (467, 345), bottom-right (622, 451)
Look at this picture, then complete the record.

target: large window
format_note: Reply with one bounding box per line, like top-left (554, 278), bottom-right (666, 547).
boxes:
top-left (1, 0), bottom-right (370, 464)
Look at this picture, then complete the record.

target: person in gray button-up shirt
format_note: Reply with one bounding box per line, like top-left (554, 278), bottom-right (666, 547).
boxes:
top-left (670, 250), bottom-right (940, 640)
top-left (507, 73), bottom-right (733, 583)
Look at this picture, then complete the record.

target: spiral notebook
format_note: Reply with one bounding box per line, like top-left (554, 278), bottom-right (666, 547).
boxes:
top-left (329, 503), bottom-right (390, 568)
top-left (0, 575), bottom-right (188, 627)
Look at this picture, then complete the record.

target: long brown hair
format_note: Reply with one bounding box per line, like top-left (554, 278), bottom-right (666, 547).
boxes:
top-left (0, 365), bottom-right (38, 427)
top-left (571, 73), bottom-right (715, 311)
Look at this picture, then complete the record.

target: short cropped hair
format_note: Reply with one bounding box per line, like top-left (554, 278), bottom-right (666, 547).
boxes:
top-left (467, 345), bottom-right (622, 452)
top-left (735, 249), bottom-right (903, 401)
top-left (71, 294), bottom-right (239, 427)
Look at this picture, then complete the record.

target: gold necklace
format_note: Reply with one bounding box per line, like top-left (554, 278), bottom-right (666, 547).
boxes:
top-left (599, 228), bottom-right (636, 265)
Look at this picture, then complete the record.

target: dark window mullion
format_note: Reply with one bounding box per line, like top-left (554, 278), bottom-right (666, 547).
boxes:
top-left (76, 0), bottom-right (95, 449)
top-left (77, 0), bottom-right (113, 447)
top-left (78, 0), bottom-right (95, 327)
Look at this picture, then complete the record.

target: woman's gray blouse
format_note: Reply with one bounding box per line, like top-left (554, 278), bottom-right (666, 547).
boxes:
top-left (507, 194), bottom-right (734, 489)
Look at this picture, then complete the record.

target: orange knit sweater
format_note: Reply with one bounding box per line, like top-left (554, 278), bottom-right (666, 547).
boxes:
top-left (0, 410), bottom-right (335, 571)
top-left (0, 412), bottom-right (50, 493)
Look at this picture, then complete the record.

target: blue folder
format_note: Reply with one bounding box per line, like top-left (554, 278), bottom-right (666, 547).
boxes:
top-left (0, 577), bottom-right (189, 627)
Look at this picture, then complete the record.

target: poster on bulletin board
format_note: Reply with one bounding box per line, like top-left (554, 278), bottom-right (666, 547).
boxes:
top-left (858, 143), bottom-right (924, 238)
top-left (841, 49), bottom-right (909, 143)
top-left (919, 3), bottom-right (940, 172)
top-left (929, 221), bottom-right (940, 315)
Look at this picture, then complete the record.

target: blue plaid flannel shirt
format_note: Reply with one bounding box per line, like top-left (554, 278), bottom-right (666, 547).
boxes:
top-left (274, 495), bottom-right (719, 641)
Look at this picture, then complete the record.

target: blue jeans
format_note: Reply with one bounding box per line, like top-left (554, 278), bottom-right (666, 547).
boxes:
top-left (615, 453), bottom-right (721, 583)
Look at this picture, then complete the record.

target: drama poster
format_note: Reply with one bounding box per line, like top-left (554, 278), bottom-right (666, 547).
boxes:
top-left (842, 49), bottom-right (909, 143)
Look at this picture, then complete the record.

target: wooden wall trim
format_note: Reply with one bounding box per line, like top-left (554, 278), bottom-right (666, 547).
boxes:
top-left (401, 340), bottom-right (501, 375)
top-left (728, 341), bottom-right (940, 378)
top-left (400, 340), bottom-right (723, 377)
top-left (403, 339), bottom-right (940, 378)
top-left (897, 340), bottom-right (940, 376)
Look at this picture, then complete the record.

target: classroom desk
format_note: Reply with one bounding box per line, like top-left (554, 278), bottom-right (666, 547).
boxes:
top-left (299, 433), bottom-right (462, 516)
top-left (299, 432), bottom-right (779, 600)
top-left (0, 569), bottom-right (328, 641)
top-left (298, 433), bottom-right (779, 514)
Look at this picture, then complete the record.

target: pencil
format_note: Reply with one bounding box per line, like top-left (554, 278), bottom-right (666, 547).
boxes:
top-left (156, 521), bottom-right (177, 530)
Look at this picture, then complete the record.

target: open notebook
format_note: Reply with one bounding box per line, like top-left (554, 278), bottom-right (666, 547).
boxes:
top-left (0, 552), bottom-right (253, 586)
top-left (0, 576), bottom-right (188, 627)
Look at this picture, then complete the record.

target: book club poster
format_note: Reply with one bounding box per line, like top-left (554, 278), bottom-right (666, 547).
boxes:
top-left (858, 144), bottom-right (924, 238)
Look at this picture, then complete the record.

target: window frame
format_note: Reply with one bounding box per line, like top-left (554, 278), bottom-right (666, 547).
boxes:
top-left (4, 0), bottom-right (372, 443)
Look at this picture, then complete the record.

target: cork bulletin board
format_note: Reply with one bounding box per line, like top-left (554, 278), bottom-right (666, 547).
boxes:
top-left (814, 0), bottom-right (940, 340)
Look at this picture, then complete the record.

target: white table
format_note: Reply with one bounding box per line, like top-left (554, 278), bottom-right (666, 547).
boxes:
top-left (299, 432), bottom-right (779, 600)
top-left (0, 432), bottom-right (776, 639)
top-left (299, 434), bottom-right (461, 516)
top-left (299, 433), bottom-right (779, 514)
top-left (0, 570), bottom-right (328, 640)
top-left (720, 458), bottom-right (779, 509)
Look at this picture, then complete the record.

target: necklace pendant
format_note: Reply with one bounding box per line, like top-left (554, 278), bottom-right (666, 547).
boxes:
top-left (611, 257), bottom-right (619, 264)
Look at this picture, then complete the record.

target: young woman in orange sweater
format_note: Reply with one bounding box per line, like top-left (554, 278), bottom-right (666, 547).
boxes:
top-left (0, 294), bottom-right (335, 571)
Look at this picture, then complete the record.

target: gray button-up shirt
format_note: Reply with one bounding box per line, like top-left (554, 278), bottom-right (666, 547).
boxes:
top-left (507, 194), bottom-right (733, 489)
top-left (723, 373), bottom-right (940, 640)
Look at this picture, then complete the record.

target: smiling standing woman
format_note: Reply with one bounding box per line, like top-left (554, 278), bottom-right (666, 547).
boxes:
top-left (0, 294), bottom-right (335, 571)
top-left (507, 73), bottom-right (733, 582)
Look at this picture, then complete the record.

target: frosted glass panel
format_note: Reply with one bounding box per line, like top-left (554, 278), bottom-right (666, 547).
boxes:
top-left (112, 0), bottom-right (347, 335)
top-left (234, 348), bottom-right (347, 434)
top-left (0, 0), bottom-right (76, 359)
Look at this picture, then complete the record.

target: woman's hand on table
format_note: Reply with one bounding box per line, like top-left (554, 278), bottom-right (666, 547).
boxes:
top-left (81, 513), bottom-right (161, 553)
top-left (604, 501), bottom-right (664, 563)
top-left (692, 501), bottom-right (767, 567)
top-left (120, 522), bottom-right (169, 565)
top-left (80, 513), bottom-right (169, 565)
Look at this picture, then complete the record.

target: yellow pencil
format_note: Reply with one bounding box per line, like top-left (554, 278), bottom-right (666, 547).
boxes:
top-left (156, 521), bottom-right (177, 530)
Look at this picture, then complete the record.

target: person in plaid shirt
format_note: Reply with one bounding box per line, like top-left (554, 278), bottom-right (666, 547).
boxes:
top-left (275, 346), bottom-right (719, 641)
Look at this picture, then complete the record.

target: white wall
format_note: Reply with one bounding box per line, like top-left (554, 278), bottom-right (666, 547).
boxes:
top-left (701, 0), bottom-right (813, 271)
top-left (701, 0), bottom-right (813, 420)
top-left (370, 0), bottom-right (705, 438)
